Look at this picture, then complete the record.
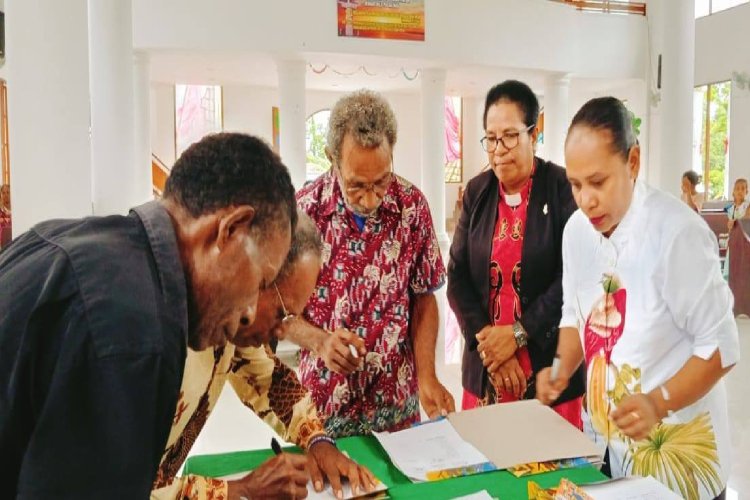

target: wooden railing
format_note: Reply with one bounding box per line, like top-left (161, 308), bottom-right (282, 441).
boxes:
top-left (549, 0), bottom-right (646, 15)
top-left (152, 154), bottom-right (170, 197)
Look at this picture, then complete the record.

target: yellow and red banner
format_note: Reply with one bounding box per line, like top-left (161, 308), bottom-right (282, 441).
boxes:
top-left (337, 0), bottom-right (425, 41)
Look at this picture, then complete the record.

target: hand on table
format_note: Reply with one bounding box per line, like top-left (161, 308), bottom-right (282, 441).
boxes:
top-left (228, 452), bottom-right (308, 499)
top-left (307, 441), bottom-right (378, 499)
top-left (418, 376), bottom-right (456, 419)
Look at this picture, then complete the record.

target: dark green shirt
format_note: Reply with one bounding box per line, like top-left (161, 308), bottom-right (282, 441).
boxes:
top-left (0, 201), bottom-right (188, 499)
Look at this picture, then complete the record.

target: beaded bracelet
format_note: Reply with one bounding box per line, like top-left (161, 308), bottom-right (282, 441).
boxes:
top-left (308, 434), bottom-right (337, 449)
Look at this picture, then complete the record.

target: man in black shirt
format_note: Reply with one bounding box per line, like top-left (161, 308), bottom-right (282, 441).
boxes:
top-left (0, 133), bottom-right (299, 498)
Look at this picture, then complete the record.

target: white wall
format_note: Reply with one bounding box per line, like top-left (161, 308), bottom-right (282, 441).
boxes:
top-left (696, 3), bottom-right (750, 184)
top-left (6, 0), bottom-right (93, 235)
top-left (155, 85), bottom-right (426, 187)
top-left (134, 0), bottom-right (647, 81)
top-left (150, 83), bottom-right (176, 166)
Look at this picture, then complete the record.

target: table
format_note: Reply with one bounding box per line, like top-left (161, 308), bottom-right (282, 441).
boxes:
top-left (184, 435), bottom-right (607, 499)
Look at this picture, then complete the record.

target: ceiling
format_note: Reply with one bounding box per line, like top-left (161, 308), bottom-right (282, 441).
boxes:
top-left (148, 50), bottom-right (639, 98)
top-left (149, 50), bottom-right (560, 97)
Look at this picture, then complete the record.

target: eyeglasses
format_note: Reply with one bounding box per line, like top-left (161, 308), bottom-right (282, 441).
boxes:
top-left (337, 164), bottom-right (394, 198)
top-left (273, 283), bottom-right (296, 325)
top-left (480, 124), bottom-right (535, 153)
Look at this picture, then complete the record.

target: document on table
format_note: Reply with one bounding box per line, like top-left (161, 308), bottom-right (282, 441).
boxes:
top-left (581, 476), bottom-right (682, 499)
top-left (219, 471), bottom-right (388, 499)
top-left (372, 418), bottom-right (492, 482)
top-left (448, 399), bottom-right (602, 470)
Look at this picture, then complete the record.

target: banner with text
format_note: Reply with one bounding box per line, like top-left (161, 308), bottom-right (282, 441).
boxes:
top-left (337, 0), bottom-right (425, 41)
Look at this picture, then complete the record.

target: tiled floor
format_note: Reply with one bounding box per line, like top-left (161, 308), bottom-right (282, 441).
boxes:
top-left (188, 318), bottom-right (750, 497)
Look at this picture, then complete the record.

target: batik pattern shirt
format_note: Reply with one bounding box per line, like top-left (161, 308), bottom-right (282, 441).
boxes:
top-left (561, 181), bottom-right (739, 500)
top-left (296, 171), bottom-right (446, 437)
top-left (151, 344), bottom-right (325, 499)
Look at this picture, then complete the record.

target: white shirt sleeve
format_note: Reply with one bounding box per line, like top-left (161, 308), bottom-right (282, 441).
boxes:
top-left (559, 221), bottom-right (579, 330)
top-left (657, 219), bottom-right (740, 368)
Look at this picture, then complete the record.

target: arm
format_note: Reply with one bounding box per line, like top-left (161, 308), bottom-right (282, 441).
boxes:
top-left (518, 170), bottom-right (578, 350)
top-left (536, 219), bottom-right (585, 405)
top-left (282, 318), bottom-right (364, 375)
top-left (447, 179), bottom-right (489, 348)
top-left (536, 327), bottom-right (585, 405)
top-left (412, 292), bottom-right (455, 417)
top-left (228, 346), bottom-right (378, 497)
top-left (228, 345), bottom-right (325, 448)
top-left (612, 220), bottom-right (739, 440)
top-left (411, 193), bottom-right (454, 417)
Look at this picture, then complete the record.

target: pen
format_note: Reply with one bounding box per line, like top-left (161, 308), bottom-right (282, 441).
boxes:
top-left (271, 437), bottom-right (282, 456)
top-left (550, 355), bottom-right (561, 382)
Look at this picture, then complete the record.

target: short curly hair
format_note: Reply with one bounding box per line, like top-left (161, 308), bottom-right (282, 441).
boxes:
top-left (276, 211), bottom-right (322, 281)
top-left (164, 133), bottom-right (297, 231)
top-left (326, 89), bottom-right (397, 163)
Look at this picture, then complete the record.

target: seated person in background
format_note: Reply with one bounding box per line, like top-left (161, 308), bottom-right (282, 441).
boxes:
top-left (726, 178), bottom-right (749, 231)
top-left (0, 133), bottom-right (296, 498)
top-left (152, 213), bottom-right (377, 500)
top-left (681, 170), bottom-right (705, 212)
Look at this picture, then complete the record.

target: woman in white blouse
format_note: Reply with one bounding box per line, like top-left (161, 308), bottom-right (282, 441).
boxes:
top-left (536, 97), bottom-right (739, 500)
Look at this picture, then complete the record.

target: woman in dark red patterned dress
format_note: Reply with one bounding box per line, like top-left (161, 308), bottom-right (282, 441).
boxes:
top-left (447, 80), bottom-right (585, 427)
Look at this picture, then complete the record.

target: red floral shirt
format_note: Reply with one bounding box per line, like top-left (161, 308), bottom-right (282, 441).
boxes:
top-left (296, 171), bottom-right (446, 437)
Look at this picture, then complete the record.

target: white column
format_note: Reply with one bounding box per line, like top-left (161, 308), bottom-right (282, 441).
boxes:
top-left (648, 0), bottom-right (694, 196)
top-left (6, 0), bottom-right (93, 235)
top-left (276, 60), bottom-right (307, 190)
top-left (543, 74), bottom-right (571, 167)
top-left (88, 0), bottom-right (138, 215)
top-left (420, 68), bottom-right (449, 370)
top-left (420, 68), bottom-right (449, 248)
top-left (133, 50), bottom-right (153, 204)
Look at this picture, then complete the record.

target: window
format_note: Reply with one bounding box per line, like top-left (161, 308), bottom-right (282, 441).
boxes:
top-left (695, 0), bottom-right (747, 17)
top-left (445, 96), bottom-right (462, 183)
top-left (175, 85), bottom-right (223, 157)
top-left (693, 81), bottom-right (731, 200)
top-left (306, 109), bottom-right (331, 183)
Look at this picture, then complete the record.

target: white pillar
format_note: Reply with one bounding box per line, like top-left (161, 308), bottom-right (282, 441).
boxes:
top-left (543, 74), bottom-right (571, 167)
top-left (420, 68), bottom-right (449, 370)
top-left (133, 50), bottom-right (153, 204)
top-left (6, 0), bottom-right (93, 235)
top-left (276, 60), bottom-right (307, 190)
top-left (648, 0), bottom-right (694, 196)
top-left (420, 68), bottom-right (449, 248)
top-left (88, 0), bottom-right (138, 215)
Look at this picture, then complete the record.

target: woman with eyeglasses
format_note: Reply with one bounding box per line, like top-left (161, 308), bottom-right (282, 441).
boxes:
top-left (447, 80), bottom-right (585, 427)
top-left (536, 97), bottom-right (738, 500)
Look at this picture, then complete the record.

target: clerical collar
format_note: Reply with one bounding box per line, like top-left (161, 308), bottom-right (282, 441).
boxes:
top-left (505, 192), bottom-right (522, 207)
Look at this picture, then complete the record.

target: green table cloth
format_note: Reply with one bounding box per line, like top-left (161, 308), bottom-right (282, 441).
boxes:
top-left (184, 435), bottom-right (607, 499)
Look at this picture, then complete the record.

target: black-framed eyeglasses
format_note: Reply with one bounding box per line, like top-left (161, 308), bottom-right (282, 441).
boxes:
top-left (480, 124), bottom-right (535, 153)
top-left (336, 161), bottom-right (394, 198)
top-left (273, 283), bottom-right (296, 324)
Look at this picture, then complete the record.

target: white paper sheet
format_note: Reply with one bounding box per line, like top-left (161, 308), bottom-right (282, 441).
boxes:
top-left (372, 419), bottom-right (491, 482)
top-left (581, 476), bottom-right (682, 499)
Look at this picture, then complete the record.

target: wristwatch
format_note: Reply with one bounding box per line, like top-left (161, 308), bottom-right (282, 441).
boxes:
top-left (512, 321), bottom-right (528, 349)
top-left (659, 385), bottom-right (675, 418)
